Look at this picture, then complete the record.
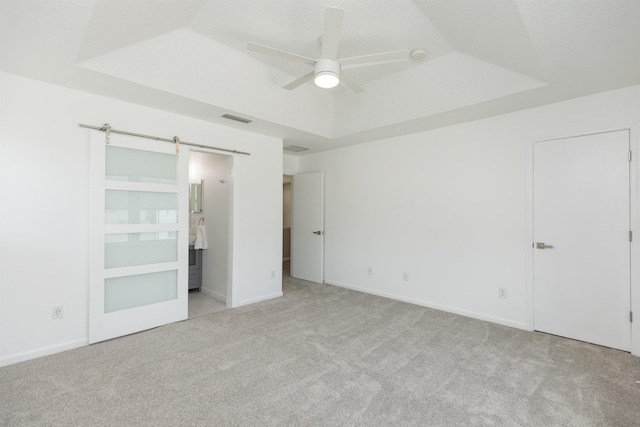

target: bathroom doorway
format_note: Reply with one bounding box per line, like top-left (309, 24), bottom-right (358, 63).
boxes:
top-left (188, 150), bottom-right (231, 318)
top-left (283, 175), bottom-right (293, 277)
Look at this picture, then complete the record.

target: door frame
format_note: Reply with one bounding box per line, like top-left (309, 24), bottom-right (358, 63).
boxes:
top-left (525, 123), bottom-right (639, 356)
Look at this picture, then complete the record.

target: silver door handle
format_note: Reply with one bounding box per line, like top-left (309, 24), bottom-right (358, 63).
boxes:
top-left (536, 242), bottom-right (554, 249)
top-left (313, 231), bottom-right (323, 235)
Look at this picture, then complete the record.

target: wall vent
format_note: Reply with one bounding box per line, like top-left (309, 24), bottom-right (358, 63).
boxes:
top-left (283, 145), bottom-right (310, 153)
top-left (222, 113), bottom-right (252, 124)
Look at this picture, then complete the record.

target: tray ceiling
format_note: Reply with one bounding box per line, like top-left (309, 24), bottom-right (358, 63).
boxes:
top-left (2, 0), bottom-right (640, 153)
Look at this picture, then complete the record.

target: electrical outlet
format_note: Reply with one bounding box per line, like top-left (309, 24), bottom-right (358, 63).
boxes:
top-left (402, 272), bottom-right (409, 282)
top-left (367, 266), bottom-right (372, 275)
top-left (271, 269), bottom-right (276, 279)
top-left (498, 288), bottom-right (507, 299)
top-left (52, 305), bottom-right (64, 320)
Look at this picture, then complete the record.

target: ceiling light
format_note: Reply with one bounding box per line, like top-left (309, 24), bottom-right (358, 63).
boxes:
top-left (315, 71), bottom-right (339, 88)
top-left (314, 58), bottom-right (340, 89)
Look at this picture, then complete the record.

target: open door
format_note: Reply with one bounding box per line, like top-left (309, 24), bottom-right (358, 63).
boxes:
top-left (89, 131), bottom-right (189, 343)
top-left (291, 172), bottom-right (324, 283)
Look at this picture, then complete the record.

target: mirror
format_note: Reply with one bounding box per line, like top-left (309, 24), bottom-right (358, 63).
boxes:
top-left (190, 180), bottom-right (203, 213)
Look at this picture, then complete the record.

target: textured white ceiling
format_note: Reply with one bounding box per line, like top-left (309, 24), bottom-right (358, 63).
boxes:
top-left (2, 0), bottom-right (640, 154)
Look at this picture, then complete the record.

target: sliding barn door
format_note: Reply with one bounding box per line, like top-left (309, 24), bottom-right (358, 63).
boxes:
top-left (89, 130), bottom-right (189, 344)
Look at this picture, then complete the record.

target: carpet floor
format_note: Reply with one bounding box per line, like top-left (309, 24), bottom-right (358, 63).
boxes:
top-left (1, 277), bottom-right (640, 426)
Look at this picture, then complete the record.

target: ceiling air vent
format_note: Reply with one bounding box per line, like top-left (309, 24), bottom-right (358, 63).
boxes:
top-left (222, 113), bottom-right (252, 124)
top-left (283, 145), bottom-right (310, 153)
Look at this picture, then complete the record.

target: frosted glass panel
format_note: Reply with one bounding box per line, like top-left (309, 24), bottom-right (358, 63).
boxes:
top-left (105, 270), bottom-right (177, 313)
top-left (106, 146), bottom-right (177, 183)
top-left (105, 190), bottom-right (177, 224)
top-left (105, 232), bottom-right (178, 269)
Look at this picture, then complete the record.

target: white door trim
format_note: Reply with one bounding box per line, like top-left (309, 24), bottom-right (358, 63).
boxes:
top-left (525, 123), bottom-right (639, 356)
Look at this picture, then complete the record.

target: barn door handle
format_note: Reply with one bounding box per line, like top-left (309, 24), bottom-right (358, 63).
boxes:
top-left (536, 242), bottom-right (554, 249)
top-left (313, 231), bottom-right (323, 235)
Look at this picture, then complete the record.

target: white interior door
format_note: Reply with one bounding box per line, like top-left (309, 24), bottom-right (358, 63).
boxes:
top-left (533, 130), bottom-right (631, 351)
top-left (89, 131), bottom-right (189, 344)
top-left (291, 172), bottom-right (324, 283)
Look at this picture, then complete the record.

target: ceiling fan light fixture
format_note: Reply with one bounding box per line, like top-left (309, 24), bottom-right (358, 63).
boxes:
top-left (315, 71), bottom-right (339, 88)
top-left (314, 58), bottom-right (340, 89)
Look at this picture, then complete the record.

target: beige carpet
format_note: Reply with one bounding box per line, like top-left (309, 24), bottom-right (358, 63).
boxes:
top-left (2, 277), bottom-right (640, 426)
top-left (188, 290), bottom-right (226, 319)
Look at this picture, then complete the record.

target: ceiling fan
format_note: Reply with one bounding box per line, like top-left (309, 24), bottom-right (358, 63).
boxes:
top-left (247, 7), bottom-right (410, 94)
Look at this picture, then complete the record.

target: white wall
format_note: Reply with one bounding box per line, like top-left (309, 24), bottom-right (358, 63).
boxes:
top-left (189, 151), bottom-right (229, 302)
top-left (298, 85), bottom-right (640, 341)
top-left (0, 72), bottom-right (283, 366)
top-left (283, 154), bottom-right (299, 176)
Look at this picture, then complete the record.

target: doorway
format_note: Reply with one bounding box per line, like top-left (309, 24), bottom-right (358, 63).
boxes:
top-left (187, 150), bottom-right (231, 318)
top-left (529, 128), bottom-right (632, 351)
top-left (283, 175), bottom-right (293, 278)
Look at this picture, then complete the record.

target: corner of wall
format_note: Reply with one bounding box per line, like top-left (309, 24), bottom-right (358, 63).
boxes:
top-left (283, 154), bottom-right (299, 176)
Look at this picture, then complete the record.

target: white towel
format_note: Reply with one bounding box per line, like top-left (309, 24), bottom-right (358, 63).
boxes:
top-left (194, 224), bottom-right (208, 250)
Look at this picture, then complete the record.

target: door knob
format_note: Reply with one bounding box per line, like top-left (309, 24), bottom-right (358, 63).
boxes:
top-left (313, 231), bottom-right (323, 235)
top-left (536, 242), bottom-right (554, 249)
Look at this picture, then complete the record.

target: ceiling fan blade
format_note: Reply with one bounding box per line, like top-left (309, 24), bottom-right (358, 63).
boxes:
top-left (340, 50), bottom-right (410, 69)
top-left (339, 71), bottom-right (364, 94)
top-left (283, 71), bottom-right (315, 90)
top-left (321, 7), bottom-right (344, 60)
top-left (247, 42), bottom-right (316, 66)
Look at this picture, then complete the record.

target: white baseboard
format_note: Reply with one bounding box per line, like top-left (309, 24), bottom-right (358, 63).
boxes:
top-left (201, 287), bottom-right (226, 303)
top-left (324, 279), bottom-right (527, 331)
top-left (234, 291), bottom-right (283, 308)
top-left (0, 338), bottom-right (88, 367)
